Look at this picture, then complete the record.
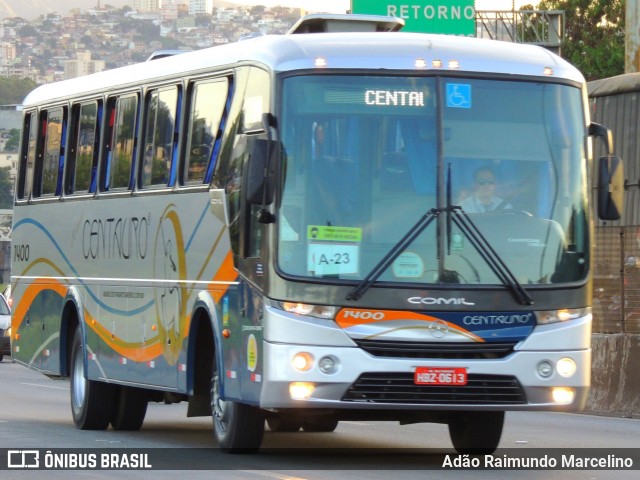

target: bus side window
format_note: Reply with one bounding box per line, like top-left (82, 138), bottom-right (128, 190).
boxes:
top-left (40, 107), bottom-right (65, 197)
top-left (140, 86), bottom-right (179, 189)
top-left (67, 101), bottom-right (100, 195)
top-left (104, 94), bottom-right (138, 191)
top-left (17, 113), bottom-right (37, 200)
top-left (184, 78), bottom-right (228, 184)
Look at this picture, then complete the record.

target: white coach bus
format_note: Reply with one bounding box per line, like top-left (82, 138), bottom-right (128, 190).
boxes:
top-left (10, 14), bottom-right (622, 453)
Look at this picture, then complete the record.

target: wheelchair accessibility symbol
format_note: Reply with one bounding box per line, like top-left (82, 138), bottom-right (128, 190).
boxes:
top-left (446, 83), bottom-right (471, 109)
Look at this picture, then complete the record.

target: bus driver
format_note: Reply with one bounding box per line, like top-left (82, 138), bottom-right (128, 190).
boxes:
top-left (459, 166), bottom-right (511, 213)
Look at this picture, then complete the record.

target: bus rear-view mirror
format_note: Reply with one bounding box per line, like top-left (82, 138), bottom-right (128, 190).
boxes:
top-left (245, 138), bottom-right (276, 205)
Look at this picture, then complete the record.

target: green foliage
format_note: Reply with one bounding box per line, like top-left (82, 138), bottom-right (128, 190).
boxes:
top-left (18, 24), bottom-right (39, 38)
top-left (3, 129), bottom-right (20, 152)
top-left (537, 0), bottom-right (624, 81)
top-left (0, 166), bottom-right (13, 208)
top-left (0, 77), bottom-right (38, 104)
top-left (160, 37), bottom-right (186, 50)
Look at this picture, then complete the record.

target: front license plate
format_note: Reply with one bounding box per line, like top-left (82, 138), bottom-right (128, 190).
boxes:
top-left (414, 367), bottom-right (467, 386)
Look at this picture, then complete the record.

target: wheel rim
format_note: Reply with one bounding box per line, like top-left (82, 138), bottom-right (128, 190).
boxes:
top-left (211, 370), bottom-right (230, 434)
top-left (72, 348), bottom-right (86, 409)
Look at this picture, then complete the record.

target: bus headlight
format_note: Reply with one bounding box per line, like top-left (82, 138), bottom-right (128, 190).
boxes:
top-left (290, 382), bottom-right (315, 400)
top-left (536, 307), bottom-right (591, 325)
top-left (537, 360), bottom-right (554, 378)
top-left (280, 302), bottom-right (337, 320)
top-left (557, 357), bottom-right (577, 378)
top-left (318, 356), bottom-right (338, 374)
top-left (292, 352), bottom-right (314, 372)
top-left (552, 387), bottom-right (575, 404)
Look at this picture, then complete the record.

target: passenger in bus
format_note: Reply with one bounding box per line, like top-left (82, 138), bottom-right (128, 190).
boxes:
top-left (458, 166), bottom-right (511, 213)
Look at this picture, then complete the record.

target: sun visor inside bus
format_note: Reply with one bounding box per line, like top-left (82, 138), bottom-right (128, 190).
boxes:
top-left (399, 119), bottom-right (437, 196)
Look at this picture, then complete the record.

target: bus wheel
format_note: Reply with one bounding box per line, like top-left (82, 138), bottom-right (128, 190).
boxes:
top-left (70, 326), bottom-right (115, 430)
top-left (210, 355), bottom-right (264, 453)
top-left (111, 386), bottom-right (148, 431)
top-left (267, 418), bottom-right (302, 432)
top-left (302, 418), bottom-right (339, 432)
top-left (448, 411), bottom-right (504, 455)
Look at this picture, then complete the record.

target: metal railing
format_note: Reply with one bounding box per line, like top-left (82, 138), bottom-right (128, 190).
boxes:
top-left (476, 10), bottom-right (564, 53)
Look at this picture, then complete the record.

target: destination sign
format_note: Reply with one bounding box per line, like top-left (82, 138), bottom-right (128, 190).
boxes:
top-left (365, 90), bottom-right (425, 107)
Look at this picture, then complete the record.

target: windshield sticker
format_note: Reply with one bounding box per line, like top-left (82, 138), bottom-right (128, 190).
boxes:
top-left (307, 243), bottom-right (359, 276)
top-left (446, 83), bottom-right (471, 109)
top-left (307, 225), bottom-right (362, 242)
top-left (392, 252), bottom-right (424, 278)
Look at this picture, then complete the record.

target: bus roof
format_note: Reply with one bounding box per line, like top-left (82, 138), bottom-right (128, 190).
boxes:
top-left (22, 31), bottom-right (584, 107)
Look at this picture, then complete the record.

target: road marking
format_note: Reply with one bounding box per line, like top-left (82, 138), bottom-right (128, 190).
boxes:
top-left (341, 421), bottom-right (371, 426)
top-left (21, 382), bottom-right (69, 391)
top-left (239, 471), bottom-right (309, 480)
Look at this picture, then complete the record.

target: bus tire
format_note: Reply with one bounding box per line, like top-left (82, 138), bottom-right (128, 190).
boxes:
top-left (111, 386), bottom-right (148, 431)
top-left (211, 354), bottom-right (264, 453)
top-left (70, 326), bottom-right (115, 430)
top-left (302, 418), bottom-right (339, 432)
top-left (267, 418), bottom-right (302, 432)
top-left (448, 411), bottom-right (504, 455)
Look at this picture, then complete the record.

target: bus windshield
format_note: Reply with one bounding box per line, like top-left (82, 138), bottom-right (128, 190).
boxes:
top-left (278, 74), bottom-right (589, 286)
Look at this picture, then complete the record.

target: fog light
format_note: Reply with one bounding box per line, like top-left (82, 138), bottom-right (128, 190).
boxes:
top-left (318, 356), bottom-right (337, 374)
top-left (292, 352), bottom-right (314, 372)
top-left (557, 358), bottom-right (577, 378)
top-left (552, 387), bottom-right (575, 404)
top-left (290, 382), bottom-right (315, 400)
top-left (537, 361), bottom-right (554, 378)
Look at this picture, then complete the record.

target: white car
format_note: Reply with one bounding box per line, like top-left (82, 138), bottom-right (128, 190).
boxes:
top-left (0, 293), bottom-right (10, 362)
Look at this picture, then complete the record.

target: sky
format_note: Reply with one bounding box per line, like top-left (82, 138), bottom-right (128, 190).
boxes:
top-left (230, 1), bottom-right (538, 14)
top-left (0, 1), bottom-right (541, 22)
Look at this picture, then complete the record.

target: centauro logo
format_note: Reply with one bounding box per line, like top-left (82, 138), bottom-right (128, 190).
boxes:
top-left (408, 297), bottom-right (476, 306)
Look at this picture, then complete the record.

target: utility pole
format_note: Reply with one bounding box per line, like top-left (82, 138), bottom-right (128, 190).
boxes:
top-left (627, 0), bottom-right (640, 72)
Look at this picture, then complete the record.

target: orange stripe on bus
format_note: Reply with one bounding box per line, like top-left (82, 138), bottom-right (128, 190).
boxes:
top-left (209, 250), bottom-right (237, 302)
top-left (84, 309), bottom-right (164, 362)
top-left (335, 308), bottom-right (482, 340)
top-left (12, 279), bottom-right (68, 331)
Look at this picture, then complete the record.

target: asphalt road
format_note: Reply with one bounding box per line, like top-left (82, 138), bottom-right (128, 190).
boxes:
top-left (1, 359), bottom-right (639, 480)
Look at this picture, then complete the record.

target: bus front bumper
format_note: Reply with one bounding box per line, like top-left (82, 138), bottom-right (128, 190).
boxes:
top-left (259, 341), bottom-right (590, 412)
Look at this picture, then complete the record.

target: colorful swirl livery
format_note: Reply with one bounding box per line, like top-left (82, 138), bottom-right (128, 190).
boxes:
top-left (10, 14), bottom-right (623, 454)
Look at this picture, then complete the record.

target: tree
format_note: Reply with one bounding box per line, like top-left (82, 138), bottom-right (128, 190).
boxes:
top-left (17, 24), bottom-right (39, 38)
top-left (0, 167), bottom-right (12, 209)
top-left (0, 77), bottom-right (38, 104)
top-left (3, 129), bottom-right (20, 152)
top-left (536, 0), bottom-right (624, 81)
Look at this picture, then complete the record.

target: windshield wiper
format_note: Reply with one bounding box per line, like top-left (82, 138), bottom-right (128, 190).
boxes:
top-left (345, 204), bottom-right (533, 305)
top-left (449, 207), bottom-right (533, 306)
top-left (346, 165), bottom-right (533, 305)
top-left (445, 160), bottom-right (532, 305)
top-left (346, 208), bottom-right (440, 301)
top-left (345, 206), bottom-right (533, 305)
